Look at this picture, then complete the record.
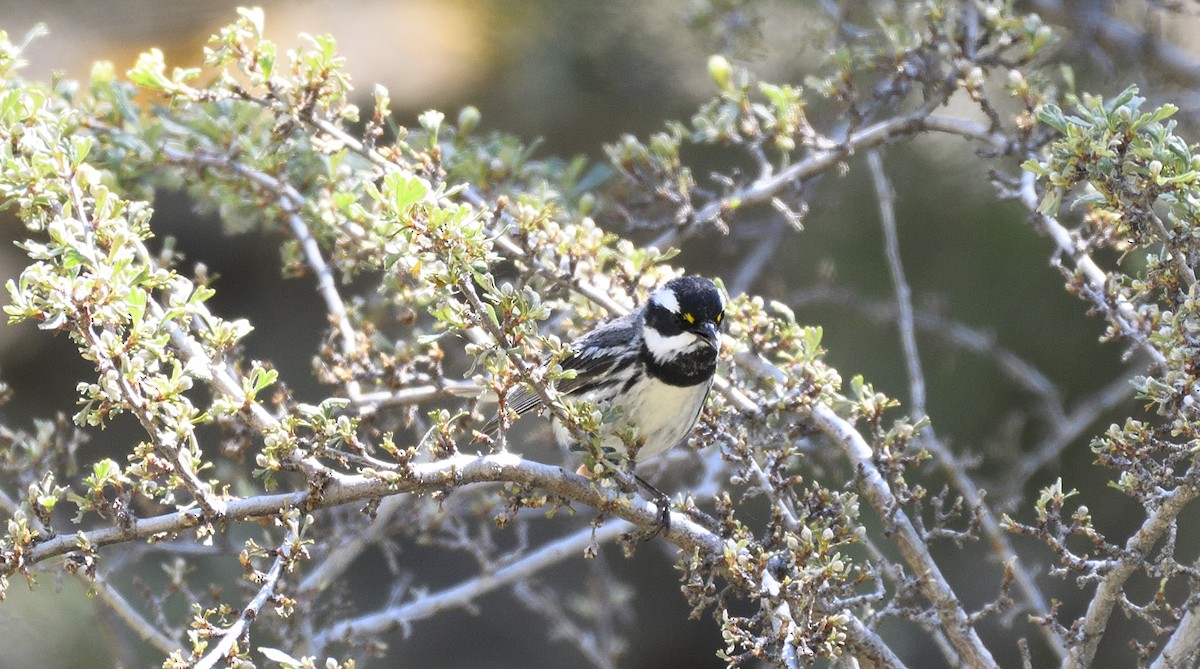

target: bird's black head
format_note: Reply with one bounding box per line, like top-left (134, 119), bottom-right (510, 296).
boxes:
top-left (642, 276), bottom-right (726, 367)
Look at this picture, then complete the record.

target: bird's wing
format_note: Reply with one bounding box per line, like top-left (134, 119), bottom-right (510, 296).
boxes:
top-left (482, 310), bottom-right (643, 434)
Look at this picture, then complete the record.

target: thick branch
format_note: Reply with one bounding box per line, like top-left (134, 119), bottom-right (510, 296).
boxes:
top-left (1066, 474), bottom-right (1200, 668)
top-left (808, 404), bottom-right (997, 668)
top-left (6, 454), bottom-right (713, 579)
top-left (1151, 601), bottom-right (1200, 669)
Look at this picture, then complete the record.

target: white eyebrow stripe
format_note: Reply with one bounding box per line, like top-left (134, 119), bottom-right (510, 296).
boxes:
top-left (650, 288), bottom-right (680, 313)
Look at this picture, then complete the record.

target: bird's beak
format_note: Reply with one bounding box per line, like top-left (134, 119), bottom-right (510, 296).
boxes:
top-left (695, 322), bottom-right (721, 352)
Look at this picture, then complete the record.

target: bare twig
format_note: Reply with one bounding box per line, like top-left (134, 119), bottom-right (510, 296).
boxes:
top-left (159, 146), bottom-right (364, 400)
top-left (867, 150), bottom-right (924, 416)
top-left (648, 101), bottom-right (945, 250)
top-left (792, 285), bottom-right (1065, 415)
top-left (512, 580), bottom-right (621, 669)
top-left (88, 574), bottom-right (180, 657)
top-left (696, 100), bottom-right (940, 220)
top-left (867, 146), bottom-right (1064, 660)
top-left (1066, 470), bottom-right (1200, 668)
top-left (728, 219), bottom-right (787, 296)
top-left (314, 521), bottom-right (628, 651)
top-left (342, 379), bottom-right (483, 409)
top-left (298, 494), bottom-right (406, 595)
top-left (1000, 373), bottom-right (1134, 500)
top-left (195, 532), bottom-right (296, 669)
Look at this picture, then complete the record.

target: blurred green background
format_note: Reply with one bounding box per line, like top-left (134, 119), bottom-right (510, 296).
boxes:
top-left (0, 1), bottom-right (1149, 667)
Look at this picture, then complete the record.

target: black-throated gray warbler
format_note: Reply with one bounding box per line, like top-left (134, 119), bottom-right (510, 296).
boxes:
top-left (485, 275), bottom-right (725, 470)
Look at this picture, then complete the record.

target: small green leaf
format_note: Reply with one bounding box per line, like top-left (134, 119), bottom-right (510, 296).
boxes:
top-left (1035, 105), bottom-right (1068, 134)
top-left (384, 173), bottom-right (428, 216)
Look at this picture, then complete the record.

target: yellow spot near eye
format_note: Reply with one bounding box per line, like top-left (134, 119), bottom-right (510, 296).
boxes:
top-left (684, 312), bottom-right (695, 324)
top-left (716, 312), bottom-right (723, 323)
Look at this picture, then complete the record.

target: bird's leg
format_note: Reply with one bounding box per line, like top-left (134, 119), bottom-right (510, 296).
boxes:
top-left (623, 441), bottom-right (670, 539)
top-left (633, 472), bottom-right (671, 539)
top-left (579, 439), bottom-right (672, 539)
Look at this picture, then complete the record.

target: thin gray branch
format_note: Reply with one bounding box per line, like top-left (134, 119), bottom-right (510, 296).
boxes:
top-left (195, 533), bottom-right (295, 669)
top-left (315, 521), bottom-right (627, 651)
top-left (343, 379), bottom-right (483, 410)
top-left (867, 149), bottom-right (925, 416)
top-left (88, 574), bottom-right (180, 657)
top-left (792, 285), bottom-right (1065, 415)
top-left (729, 218), bottom-right (787, 296)
top-left (159, 145), bottom-right (364, 400)
top-left (647, 101), bottom-right (945, 251)
top-left (692, 101), bottom-right (942, 224)
top-left (1000, 373), bottom-right (1135, 500)
top-left (867, 146), bottom-right (1065, 661)
top-left (298, 494), bottom-right (407, 595)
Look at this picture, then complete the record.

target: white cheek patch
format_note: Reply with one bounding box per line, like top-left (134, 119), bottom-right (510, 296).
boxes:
top-left (650, 288), bottom-right (680, 314)
top-left (644, 326), bottom-right (701, 363)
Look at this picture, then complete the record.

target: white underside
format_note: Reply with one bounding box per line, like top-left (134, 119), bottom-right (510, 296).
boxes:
top-left (553, 374), bottom-right (712, 462)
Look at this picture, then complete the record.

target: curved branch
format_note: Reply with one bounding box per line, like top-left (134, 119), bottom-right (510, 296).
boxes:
top-left (158, 145), bottom-right (364, 399)
top-left (89, 573), bottom-right (180, 656)
top-left (313, 520), bottom-right (630, 650)
top-left (675, 101), bottom-right (944, 241)
top-left (6, 454), bottom-right (710, 579)
top-left (792, 284), bottom-right (1065, 413)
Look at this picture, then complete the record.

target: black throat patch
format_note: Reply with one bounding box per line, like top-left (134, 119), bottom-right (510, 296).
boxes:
top-left (641, 342), bottom-right (718, 387)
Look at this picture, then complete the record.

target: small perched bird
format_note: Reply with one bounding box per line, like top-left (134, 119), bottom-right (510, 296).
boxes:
top-left (484, 276), bottom-right (725, 470)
